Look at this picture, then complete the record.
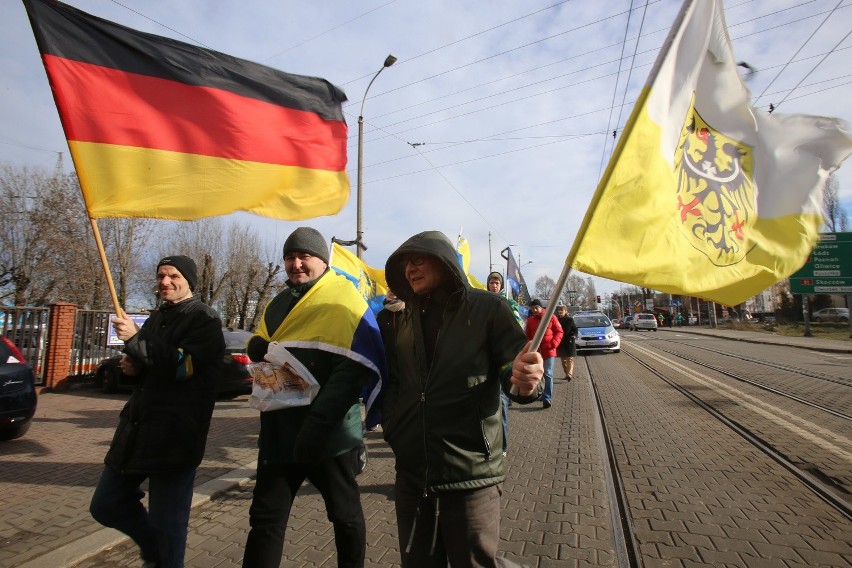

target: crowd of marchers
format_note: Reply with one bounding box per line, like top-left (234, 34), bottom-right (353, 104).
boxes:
top-left (92, 227), bottom-right (553, 568)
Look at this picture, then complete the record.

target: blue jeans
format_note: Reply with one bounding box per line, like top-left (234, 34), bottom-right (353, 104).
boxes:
top-left (90, 465), bottom-right (196, 567)
top-left (542, 357), bottom-right (556, 403)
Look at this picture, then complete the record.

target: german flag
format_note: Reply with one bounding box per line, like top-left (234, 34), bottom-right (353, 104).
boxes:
top-left (23, 0), bottom-right (349, 221)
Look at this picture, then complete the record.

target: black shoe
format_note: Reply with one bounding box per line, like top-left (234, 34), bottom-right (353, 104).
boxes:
top-left (542, 400), bottom-right (552, 409)
top-left (566, 375), bottom-right (572, 381)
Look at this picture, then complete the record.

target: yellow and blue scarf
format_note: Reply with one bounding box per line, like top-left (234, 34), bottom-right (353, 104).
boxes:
top-left (256, 270), bottom-right (385, 402)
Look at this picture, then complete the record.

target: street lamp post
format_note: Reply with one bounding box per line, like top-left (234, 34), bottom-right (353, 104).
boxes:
top-left (356, 54), bottom-right (397, 259)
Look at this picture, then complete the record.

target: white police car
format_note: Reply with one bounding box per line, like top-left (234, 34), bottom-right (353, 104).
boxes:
top-left (574, 313), bottom-right (620, 354)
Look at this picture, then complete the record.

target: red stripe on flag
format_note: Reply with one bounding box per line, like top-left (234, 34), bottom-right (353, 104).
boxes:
top-left (45, 55), bottom-right (347, 171)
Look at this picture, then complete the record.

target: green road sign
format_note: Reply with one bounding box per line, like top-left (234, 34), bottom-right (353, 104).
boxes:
top-left (789, 232), bottom-right (852, 294)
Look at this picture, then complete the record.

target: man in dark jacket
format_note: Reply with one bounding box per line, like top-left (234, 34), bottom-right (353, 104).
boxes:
top-left (383, 230), bottom-right (544, 567)
top-left (90, 255), bottom-right (225, 568)
top-left (242, 227), bottom-right (384, 568)
top-left (555, 305), bottom-right (578, 381)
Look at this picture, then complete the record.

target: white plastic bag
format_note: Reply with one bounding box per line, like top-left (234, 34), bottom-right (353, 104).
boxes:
top-left (248, 343), bottom-right (320, 411)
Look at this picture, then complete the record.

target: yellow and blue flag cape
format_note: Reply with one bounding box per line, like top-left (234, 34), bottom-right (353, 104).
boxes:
top-left (255, 270), bottom-right (386, 422)
top-left (330, 242), bottom-right (388, 315)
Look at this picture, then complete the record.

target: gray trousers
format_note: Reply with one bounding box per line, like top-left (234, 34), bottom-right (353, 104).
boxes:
top-left (395, 475), bottom-right (515, 568)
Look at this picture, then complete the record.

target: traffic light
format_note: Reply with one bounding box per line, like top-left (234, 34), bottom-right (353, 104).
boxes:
top-left (596, 295), bottom-right (601, 303)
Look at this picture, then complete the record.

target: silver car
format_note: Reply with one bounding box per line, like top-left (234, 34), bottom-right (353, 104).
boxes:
top-left (812, 308), bottom-right (849, 323)
top-left (630, 313), bottom-right (658, 331)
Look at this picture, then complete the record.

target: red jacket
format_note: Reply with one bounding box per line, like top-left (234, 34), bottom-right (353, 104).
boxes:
top-left (525, 312), bottom-right (564, 358)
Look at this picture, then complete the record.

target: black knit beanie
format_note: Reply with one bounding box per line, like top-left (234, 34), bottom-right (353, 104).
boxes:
top-left (157, 255), bottom-right (198, 291)
top-left (283, 227), bottom-right (329, 264)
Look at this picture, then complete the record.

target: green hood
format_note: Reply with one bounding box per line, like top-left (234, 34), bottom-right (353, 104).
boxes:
top-left (385, 230), bottom-right (469, 303)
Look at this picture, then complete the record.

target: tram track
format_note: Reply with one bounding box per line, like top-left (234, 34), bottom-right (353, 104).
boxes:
top-left (643, 333), bottom-right (851, 386)
top-left (625, 344), bottom-right (851, 520)
top-left (585, 356), bottom-right (643, 568)
top-left (629, 337), bottom-right (851, 421)
top-left (582, 339), bottom-right (851, 567)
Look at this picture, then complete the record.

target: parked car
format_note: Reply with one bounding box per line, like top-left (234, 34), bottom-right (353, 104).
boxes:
top-left (630, 313), bottom-right (658, 331)
top-left (94, 327), bottom-right (254, 396)
top-left (812, 307), bottom-right (849, 323)
top-left (574, 313), bottom-right (620, 354)
top-left (0, 336), bottom-right (37, 440)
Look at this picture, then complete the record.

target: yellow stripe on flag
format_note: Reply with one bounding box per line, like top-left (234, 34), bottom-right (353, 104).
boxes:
top-left (70, 141), bottom-right (349, 220)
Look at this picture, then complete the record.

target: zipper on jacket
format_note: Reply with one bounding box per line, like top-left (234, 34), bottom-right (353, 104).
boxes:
top-left (417, 288), bottom-right (460, 496)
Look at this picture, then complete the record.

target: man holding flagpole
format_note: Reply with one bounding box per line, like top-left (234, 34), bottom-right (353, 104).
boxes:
top-left (90, 255), bottom-right (225, 568)
top-left (383, 230), bottom-right (543, 567)
top-left (242, 227), bottom-right (384, 568)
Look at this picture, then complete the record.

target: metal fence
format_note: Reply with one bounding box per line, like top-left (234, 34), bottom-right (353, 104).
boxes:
top-left (1, 307), bottom-right (125, 386)
top-left (70, 310), bottom-right (122, 378)
top-left (1, 307), bottom-right (50, 384)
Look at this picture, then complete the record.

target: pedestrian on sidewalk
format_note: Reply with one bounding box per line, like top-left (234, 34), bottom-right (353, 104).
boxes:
top-left (383, 230), bottom-right (544, 568)
top-left (89, 255), bottom-right (225, 568)
top-left (555, 305), bottom-right (577, 381)
top-left (486, 271), bottom-right (523, 457)
top-left (241, 227), bottom-right (385, 568)
top-left (525, 299), bottom-right (563, 408)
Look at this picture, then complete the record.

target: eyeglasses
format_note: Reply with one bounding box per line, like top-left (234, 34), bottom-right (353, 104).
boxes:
top-left (402, 253), bottom-right (427, 267)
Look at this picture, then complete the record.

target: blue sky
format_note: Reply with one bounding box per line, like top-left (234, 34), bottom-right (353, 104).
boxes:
top-left (2, 0), bottom-right (850, 299)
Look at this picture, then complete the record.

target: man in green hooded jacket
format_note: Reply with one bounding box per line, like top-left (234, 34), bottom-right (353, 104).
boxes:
top-left (383, 230), bottom-right (544, 567)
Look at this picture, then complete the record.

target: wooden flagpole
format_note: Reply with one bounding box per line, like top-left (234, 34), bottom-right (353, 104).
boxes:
top-left (89, 218), bottom-right (123, 315)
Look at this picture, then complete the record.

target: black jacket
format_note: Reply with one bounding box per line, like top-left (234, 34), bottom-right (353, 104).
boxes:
top-left (556, 315), bottom-right (577, 357)
top-left (247, 273), bottom-right (370, 465)
top-left (383, 231), bottom-right (543, 493)
top-left (105, 296), bottom-right (224, 474)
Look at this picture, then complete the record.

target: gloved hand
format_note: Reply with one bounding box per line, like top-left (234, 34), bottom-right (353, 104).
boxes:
top-left (246, 336), bottom-right (270, 363)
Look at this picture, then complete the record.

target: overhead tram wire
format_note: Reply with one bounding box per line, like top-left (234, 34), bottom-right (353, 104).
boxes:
top-left (367, 34), bottom-right (666, 123)
top-left (350, 75), bottom-right (851, 207)
top-left (260, 0), bottom-right (400, 63)
top-left (108, 0), bottom-right (213, 49)
top-left (597, 0), bottom-right (653, 181)
top-left (404, 144), bottom-right (512, 246)
top-left (611, 1), bottom-right (650, 161)
top-left (347, 1), bottom-right (840, 148)
top-left (753, 0), bottom-right (846, 109)
top-left (596, 1), bottom-right (639, 181)
top-left (338, 0), bottom-right (576, 89)
top-left (363, 131), bottom-right (601, 172)
top-left (350, 2), bottom-right (658, 109)
top-left (343, 0), bottom-right (816, 123)
top-left (345, 2), bottom-right (850, 185)
top-left (350, 53), bottom-right (850, 179)
top-left (773, 27), bottom-right (852, 109)
top-left (355, 61), bottom-right (851, 181)
top-left (362, 0), bottom-right (840, 126)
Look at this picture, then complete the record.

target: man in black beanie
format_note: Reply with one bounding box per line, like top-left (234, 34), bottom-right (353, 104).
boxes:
top-left (243, 226), bottom-right (384, 568)
top-left (90, 254), bottom-right (225, 568)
